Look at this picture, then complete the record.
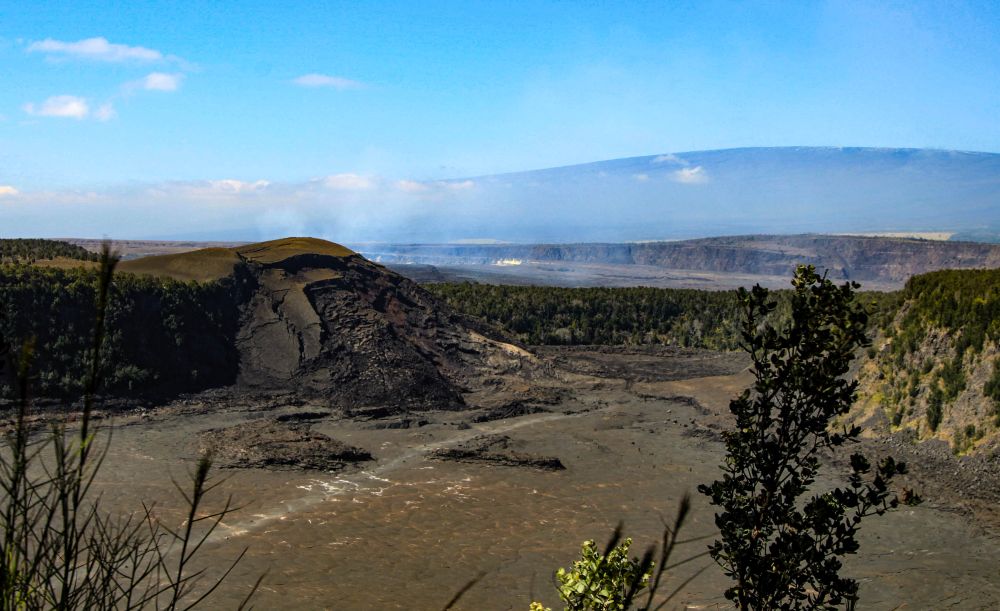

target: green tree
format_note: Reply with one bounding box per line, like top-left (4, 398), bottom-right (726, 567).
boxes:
top-left (522, 498), bottom-right (693, 611)
top-left (926, 387), bottom-right (944, 431)
top-left (984, 359), bottom-right (1000, 427)
top-left (698, 266), bottom-right (919, 610)
top-left (533, 537), bottom-right (653, 611)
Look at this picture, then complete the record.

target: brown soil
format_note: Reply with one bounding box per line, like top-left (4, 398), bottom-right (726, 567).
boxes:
top-left (40, 346), bottom-right (1000, 610)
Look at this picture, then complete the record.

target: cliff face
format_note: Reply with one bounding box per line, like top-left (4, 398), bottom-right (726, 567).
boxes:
top-left (853, 328), bottom-right (1000, 457)
top-left (850, 269), bottom-right (1000, 456)
top-left (629, 235), bottom-right (1000, 282)
top-left (362, 235), bottom-right (1000, 287)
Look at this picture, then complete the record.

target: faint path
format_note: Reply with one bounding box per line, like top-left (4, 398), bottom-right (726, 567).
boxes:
top-left (215, 405), bottom-right (606, 539)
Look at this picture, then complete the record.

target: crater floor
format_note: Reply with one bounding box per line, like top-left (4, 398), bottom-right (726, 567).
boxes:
top-left (86, 347), bottom-right (1000, 610)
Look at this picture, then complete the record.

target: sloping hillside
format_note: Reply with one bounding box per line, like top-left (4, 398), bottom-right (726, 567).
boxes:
top-left (852, 269), bottom-right (1000, 455)
top-left (1, 238), bottom-right (533, 410)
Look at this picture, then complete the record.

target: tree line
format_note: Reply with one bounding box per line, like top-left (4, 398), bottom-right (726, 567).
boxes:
top-left (427, 282), bottom-right (899, 351)
top-left (0, 263), bottom-right (242, 399)
top-left (0, 238), bottom-right (99, 264)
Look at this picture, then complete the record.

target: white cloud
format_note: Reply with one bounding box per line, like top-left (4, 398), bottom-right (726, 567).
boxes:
top-left (0, 186), bottom-right (19, 197)
top-left (147, 179), bottom-right (272, 200)
top-left (134, 72), bottom-right (184, 92)
top-left (396, 180), bottom-right (429, 193)
top-left (652, 153), bottom-right (687, 165)
top-left (292, 73), bottom-right (365, 90)
top-left (632, 173), bottom-right (649, 182)
top-left (654, 154), bottom-right (706, 183)
top-left (207, 179), bottom-right (270, 194)
top-left (323, 173), bottom-right (374, 190)
top-left (5, 189), bottom-right (102, 205)
top-left (94, 103), bottom-right (116, 122)
top-left (671, 166), bottom-right (708, 184)
top-left (394, 179), bottom-right (475, 196)
top-left (27, 37), bottom-right (165, 62)
top-left (23, 95), bottom-right (89, 119)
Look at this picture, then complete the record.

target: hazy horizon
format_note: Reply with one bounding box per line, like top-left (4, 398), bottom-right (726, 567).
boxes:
top-left (4, 146), bottom-right (999, 243)
top-left (2, 2), bottom-right (999, 241)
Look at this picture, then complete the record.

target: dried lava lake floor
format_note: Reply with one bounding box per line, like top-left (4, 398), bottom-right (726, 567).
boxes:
top-left (82, 347), bottom-right (1000, 610)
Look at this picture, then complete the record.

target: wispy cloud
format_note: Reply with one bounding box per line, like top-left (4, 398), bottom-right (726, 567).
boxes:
top-left (129, 72), bottom-right (184, 92)
top-left (632, 173), bottom-right (649, 182)
top-left (396, 180), bottom-right (429, 193)
top-left (292, 73), bottom-right (365, 90)
top-left (94, 103), bottom-right (116, 122)
top-left (671, 166), bottom-right (708, 184)
top-left (206, 179), bottom-right (271, 194)
top-left (146, 179), bottom-right (272, 200)
top-left (0, 188), bottom-right (102, 205)
top-left (323, 173), bottom-right (374, 190)
top-left (653, 153), bottom-right (708, 184)
top-left (652, 153), bottom-right (686, 165)
top-left (22, 96), bottom-right (117, 122)
top-left (27, 37), bottom-right (169, 63)
top-left (23, 95), bottom-right (89, 119)
top-left (394, 179), bottom-right (475, 194)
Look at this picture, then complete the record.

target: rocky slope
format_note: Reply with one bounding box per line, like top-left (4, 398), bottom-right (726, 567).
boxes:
top-left (118, 237), bottom-right (536, 411)
top-left (850, 269), bottom-right (1000, 457)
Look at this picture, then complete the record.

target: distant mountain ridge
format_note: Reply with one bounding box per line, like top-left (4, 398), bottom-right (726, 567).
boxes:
top-left (30, 147), bottom-right (999, 245)
top-left (409, 146), bottom-right (1000, 243)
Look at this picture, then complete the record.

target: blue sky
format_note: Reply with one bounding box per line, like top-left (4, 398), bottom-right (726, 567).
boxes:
top-left (1, 1), bottom-right (999, 239)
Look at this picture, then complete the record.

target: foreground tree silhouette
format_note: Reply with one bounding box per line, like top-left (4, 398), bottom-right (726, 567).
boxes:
top-left (699, 265), bottom-right (920, 610)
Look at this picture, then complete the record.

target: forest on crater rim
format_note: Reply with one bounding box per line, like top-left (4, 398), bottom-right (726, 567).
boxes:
top-left (1, 238), bottom-right (998, 455)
